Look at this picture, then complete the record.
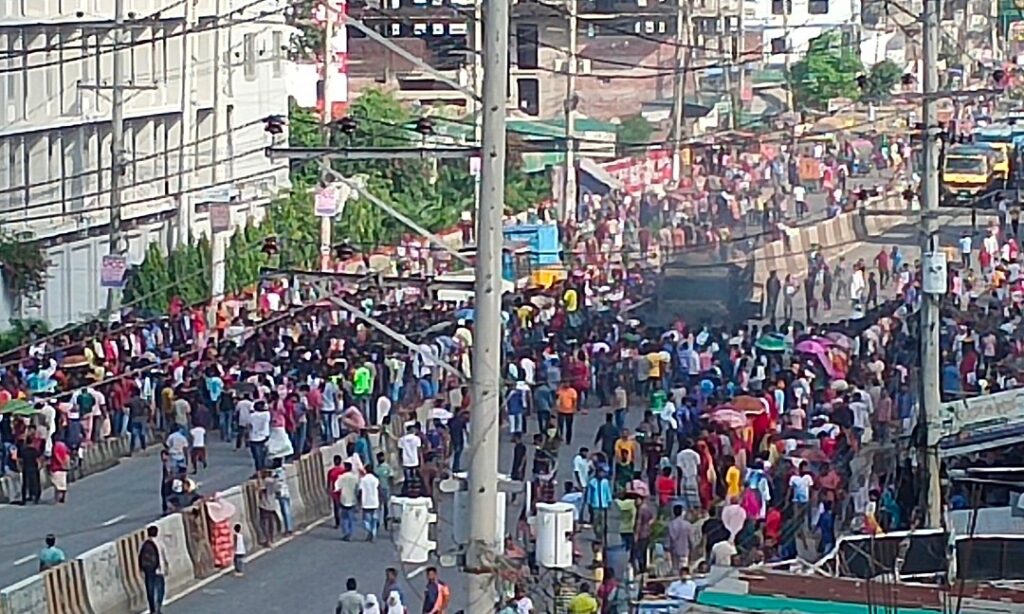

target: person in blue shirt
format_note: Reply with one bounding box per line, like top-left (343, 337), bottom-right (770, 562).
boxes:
top-left (941, 361), bottom-right (961, 400)
top-left (586, 468), bottom-right (613, 541)
top-left (815, 502), bottom-right (836, 555)
top-left (533, 381), bottom-right (555, 434)
top-left (561, 481), bottom-right (585, 522)
top-left (38, 534), bottom-right (65, 572)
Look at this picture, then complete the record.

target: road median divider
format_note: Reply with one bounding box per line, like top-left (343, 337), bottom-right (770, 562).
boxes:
top-left (0, 444), bottom-right (344, 614)
top-left (752, 191), bottom-right (912, 303)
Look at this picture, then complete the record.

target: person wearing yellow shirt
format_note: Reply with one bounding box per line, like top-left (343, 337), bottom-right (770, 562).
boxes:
top-left (725, 457), bottom-right (743, 500)
top-left (567, 583), bottom-right (599, 614)
top-left (613, 429), bottom-right (640, 466)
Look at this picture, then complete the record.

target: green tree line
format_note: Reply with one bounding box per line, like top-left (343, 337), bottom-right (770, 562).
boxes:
top-left (124, 88), bottom-right (552, 312)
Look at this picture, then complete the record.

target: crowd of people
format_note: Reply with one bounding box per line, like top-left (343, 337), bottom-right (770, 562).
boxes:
top-left (7, 137), bottom-right (1024, 614)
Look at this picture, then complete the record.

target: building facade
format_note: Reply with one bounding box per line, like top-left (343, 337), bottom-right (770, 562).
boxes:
top-left (744, 0), bottom-right (860, 66)
top-left (509, 0), bottom-right (742, 121)
top-left (0, 0), bottom-right (290, 327)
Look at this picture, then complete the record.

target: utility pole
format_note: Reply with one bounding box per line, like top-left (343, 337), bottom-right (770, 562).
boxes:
top-left (670, 0), bottom-right (689, 182)
top-left (718, 0), bottom-right (735, 128)
top-left (105, 0), bottom-right (127, 315)
top-left (782, 3), bottom-right (793, 113)
top-left (736, 0), bottom-right (745, 120)
top-left (920, 0), bottom-right (945, 529)
top-left (320, 4), bottom-right (337, 272)
top-left (177, 0), bottom-right (196, 247)
top-left (562, 0), bottom-right (579, 222)
top-left (466, 0), bottom-right (508, 607)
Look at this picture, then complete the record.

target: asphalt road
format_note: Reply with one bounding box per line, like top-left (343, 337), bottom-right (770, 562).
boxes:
top-left (0, 438), bottom-right (255, 587)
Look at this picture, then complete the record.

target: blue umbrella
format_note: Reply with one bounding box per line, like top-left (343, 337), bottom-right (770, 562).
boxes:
top-left (455, 308), bottom-right (474, 321)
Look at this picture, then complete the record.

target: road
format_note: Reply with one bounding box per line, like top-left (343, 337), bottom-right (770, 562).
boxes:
top-left (165, 407), bottom-right (614, 614)
top-left (0, 438), bottom-right (255, 587)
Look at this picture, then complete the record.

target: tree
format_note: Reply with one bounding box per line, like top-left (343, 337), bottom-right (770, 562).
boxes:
top-left (616, 115), bottom-right (654, 156)
top-left (789, 32), bottom-right (864, 110)
top-left (859, 59), bottom-right (903, 103)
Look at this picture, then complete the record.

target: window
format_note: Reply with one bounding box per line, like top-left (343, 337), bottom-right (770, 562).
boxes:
top-left (46, 31), bottom-right (57, 110)
top-left (515, 24), bottom-right (538, 69)
top-left (151, 26), bottom-right (164, 85)
top-left (770, 0), bottom-right (792, 13)
top-left (516, 78), bottom-right (539, 116)
top-left (243, 33), bottom-right (256, 80)
top-left (770, 37), bottom-right (786, 54)
top-left (272, 30), bottom-right (283, 77)
top-left (808, 0), bottom-right (829, 13)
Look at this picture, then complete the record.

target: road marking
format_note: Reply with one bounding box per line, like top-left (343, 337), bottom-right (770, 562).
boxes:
top-left (12, 554), bottom-right (35, 566)
top-left (101, 514), bottom-right (127, 527)
top-left (139, 516), bottom-right (329, 613)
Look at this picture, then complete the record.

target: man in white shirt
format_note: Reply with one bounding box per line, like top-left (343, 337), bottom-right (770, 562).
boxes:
top-left (247, 402), bottom-right (271, 471)
top-left (358, 471), bottom-right (381, 541)
top-left (398, 424), bottom-right (422, 494)
top-left (710, 539), bottom-right (738, 566)
top-left (165, 428), bottom-right (189, 473)
top-left (792, 185), bottom-right (807, 219)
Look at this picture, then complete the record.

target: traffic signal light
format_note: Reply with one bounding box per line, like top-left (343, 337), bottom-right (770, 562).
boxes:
top-left (261, 236), bottom-right (279, 256)
top-left (263, 114), bottom-right (287, 135)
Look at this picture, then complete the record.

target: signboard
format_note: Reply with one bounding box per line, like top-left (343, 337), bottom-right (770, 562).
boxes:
top-left (315, 185), bottom-right (339, 217)
top-left (940, 388), bottom-right (1024, 436)
top-left (100, 255), bottom-right (128, 289)
top-left (210, 203), bottom-right (232, 233)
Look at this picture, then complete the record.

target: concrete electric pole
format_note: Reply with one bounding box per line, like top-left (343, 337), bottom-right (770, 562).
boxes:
top-left (105, 0), bottom-right (127, 316)
top-left (920, 0), bottom-right (945, 529)
top-left (671, 0), bottom-right (690, 182)
top-left (782, 3), bottom-right (793, 113)
top-left (320, 3), bottom-right (338, 271)
top-left (562, 0), bottom-right (579, 222)
top-left (465, 0), bottom-right (509, 607)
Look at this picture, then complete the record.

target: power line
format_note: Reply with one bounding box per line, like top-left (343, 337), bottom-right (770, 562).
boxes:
top-left (0, 0), bottom-right (291, 74)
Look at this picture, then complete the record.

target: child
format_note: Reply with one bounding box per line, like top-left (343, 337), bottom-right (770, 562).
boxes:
top-left (189, 423), bottom-right (207, 473)
top-left (233, 524), bottom-right (246, 576)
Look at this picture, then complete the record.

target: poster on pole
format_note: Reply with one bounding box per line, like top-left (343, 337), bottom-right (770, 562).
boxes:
top-left (100, 255), bottom-right (128, 288)
top-left (210, 203), bottom-right (232, 233)
top-left (315, 185), bottom-right (339, 217)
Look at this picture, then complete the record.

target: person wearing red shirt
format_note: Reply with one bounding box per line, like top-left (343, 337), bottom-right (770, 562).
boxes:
top-left (655, 466), bottom-right (676, 508)
top-left (326, 455), bottom-right (347, 529)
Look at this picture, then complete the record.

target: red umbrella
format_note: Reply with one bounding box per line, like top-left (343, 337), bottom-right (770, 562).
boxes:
top-left (732, 395), bottom-right (767, 414)
top-left (708, 408), bottom-right (748, 429)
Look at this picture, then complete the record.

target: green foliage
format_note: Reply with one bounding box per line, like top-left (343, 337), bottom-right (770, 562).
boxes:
top-left (326, 87), bottom-right (551, 248)
top-left (287, 0), bottom-right (323, 62)
top-left (288, 100), bottom-right (326, 186)
top-left (0, 233), bottom-right (50, 299)
top-left (789, 32), bottom-right (864, 110)
top-left (859, 60), bottom-right (903, 103)
top-left (124, 237), bottom-right (212, 313)
top-left (0, 319), bottom-right (48, 354)
top-left (616, 115), bottom-right (654, 156)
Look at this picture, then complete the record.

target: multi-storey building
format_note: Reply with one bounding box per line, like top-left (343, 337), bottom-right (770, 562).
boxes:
top-left (509, 0), bottom-right (743, 120)
top-left (345, 0), bottom-right (476, 107)
top-left (0, 0), bottom-right (290, 327)
top-left (744, 0), bottom-right (860, 66)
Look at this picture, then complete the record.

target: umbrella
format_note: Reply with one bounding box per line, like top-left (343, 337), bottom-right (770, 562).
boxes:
top-left (707, 408), bottom-right (748, 429)
top-left (732, 395), bottom-right (766, 414)
top-left (61, 354), bottom-right (90, 369)
top-left (795, 339), bottom-right (829, 354)
top-left (754, 334), bottom-right (787, 353)
top-left (251, 361), bottom-right (275, 374)
top-left (830, 379), bottom-right (850, 392)
top-left (826, 332), bottom-right (853, 351)
top-left (0, 399), bottom-right (36, 416)
top-left (792, 447), bottom-right (829, 463)
top-left (455, 308), bottom-right (474, 322)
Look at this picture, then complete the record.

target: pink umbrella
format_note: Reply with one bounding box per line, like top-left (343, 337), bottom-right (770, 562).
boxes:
top-left (826, 332), bottom-right (853, 351)
top-left (795, 339), bottom-right (829, 354)
top-left (708, 408), bottom-right (748, 429)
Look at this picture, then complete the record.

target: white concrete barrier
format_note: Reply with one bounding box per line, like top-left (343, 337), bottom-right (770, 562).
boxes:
top-left (0, 575), bottom-right (47, 614)
top-left (78, 541), bottom-right (131, 614)
top-left (151, 514), bottom-right (197, 597)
